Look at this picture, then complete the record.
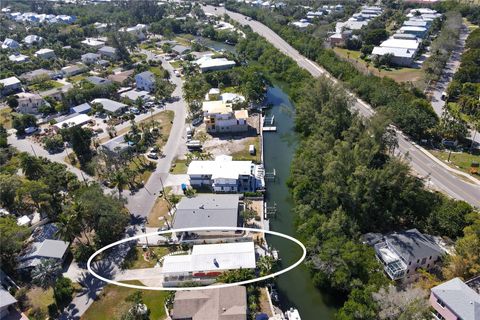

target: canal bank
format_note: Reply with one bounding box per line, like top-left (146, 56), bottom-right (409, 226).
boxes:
top-left (263, 86), bottom-right (337, 320)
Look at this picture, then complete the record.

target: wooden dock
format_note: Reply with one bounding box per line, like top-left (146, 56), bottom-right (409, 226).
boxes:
top-left (263, 126), bottom-right (277, 132)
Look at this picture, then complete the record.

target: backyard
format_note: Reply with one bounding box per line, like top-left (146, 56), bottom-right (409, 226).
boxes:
top-left (333, 47), bottom-right (425, 85)
top-left (26, 287), bottom-right (54, 315)
top-left (81, 280), bottom-right (169, 320)
top-left (123, 247), bottom-right (170, 269)
top-left (0, 107), bottom-right (12, 128)
top-left (28, 80), bottom-right (63, 92)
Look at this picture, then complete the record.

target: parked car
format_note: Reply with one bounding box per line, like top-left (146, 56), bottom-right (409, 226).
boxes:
top-left (147, 152), bottom-right (158, 159)
top-left (25, 127), bottom-right (38, 135)
top-left (192, 117), bottom-right (203, 126)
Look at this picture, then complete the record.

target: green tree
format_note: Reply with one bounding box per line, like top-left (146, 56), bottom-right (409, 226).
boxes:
top-left (31, 259), bottom-right (62, 289)
top-left (65, 126), bottom-right (93, 166)
top-left (53, 276), bottom-right (74, 310)
top-left (0, 216), bottom-right (29, 271)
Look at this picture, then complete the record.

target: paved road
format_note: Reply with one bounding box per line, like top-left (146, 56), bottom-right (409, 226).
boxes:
top-left (204, 6), bottom-right (480, 207)
top-left (428, 23), bottom-right (479, 146)
top-left (124, 51), bottom-right (189, 217)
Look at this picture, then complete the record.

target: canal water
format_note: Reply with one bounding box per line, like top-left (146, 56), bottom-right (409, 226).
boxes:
top-left (263, 86), bottom-right (336, 320)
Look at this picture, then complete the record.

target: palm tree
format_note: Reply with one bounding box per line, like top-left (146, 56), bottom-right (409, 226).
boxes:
top-left (111, 171), bottom-right (128, 197)
top-left (31, 259), bottom-right (62, 289)
top-left (56, 212), bottom-right (80, 243)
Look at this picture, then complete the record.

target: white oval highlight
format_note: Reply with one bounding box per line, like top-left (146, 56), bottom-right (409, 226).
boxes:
top-left (87, 226), bottom-right (306, 291)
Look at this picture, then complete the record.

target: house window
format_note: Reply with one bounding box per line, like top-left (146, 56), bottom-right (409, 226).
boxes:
top-left (409, 262), bottom-right (411, 266)
top-left (406, 270), bottom-right (409, 274)
top-left (429, 256), bottom-right (432, 260)
top-left (416, 259), bottom-right (420, 263)
top-left (437, 298), bottom-right (446, 308)
top-left (421, 258), bottom-right (426, 265)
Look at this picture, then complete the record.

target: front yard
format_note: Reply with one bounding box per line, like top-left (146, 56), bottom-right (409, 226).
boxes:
top-left (430, 149), bottom-right (480, 180)
top-left (81, 280), bottom-right (169, 320)
top-left (147, 195), bottom-right (173, 228)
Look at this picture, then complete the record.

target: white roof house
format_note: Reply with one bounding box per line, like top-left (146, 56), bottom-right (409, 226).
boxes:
top-left (34, 48), bottom-right (55, 59)
top-left (372, 46), bottom-right (416, 58)
top-left (53, 114), bottom-right (92, 129)
top-left (81, 38), bottom-right (105, 48)
top-left (2, 38), bottom-right (20, 49)
top-left (162, 242), bottom-right (256, 275)
top-left (188, 156), bottom-right (253, 180)
top-left (24, 34), bottom-right (43, 45)
top-left (8, 53), bottom-right (29, 63)
top-left (120, 90), bottom-right (152, 101)
top-left (91, 98), bottom-right (127, 114)
top-left (380, 38), bottom-right (420, 51)
top-left (194, 56), bottom-right (236, 73)
top-left (431, 278), bottom-right (480, 320)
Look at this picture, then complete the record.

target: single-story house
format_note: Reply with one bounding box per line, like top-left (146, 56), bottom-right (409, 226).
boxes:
top-left (34, 48), bottom-right (56, 59)
top-left (16, 239), bottom-right (69, 270)
top-left (100, 134), bottom-right (133, 155)
top-left (91, 98), bottom-right (128, 115)
top-left (162, 242), bottom-right (256, 286)
top-left (8, 53), bottom-right (29, 63)
top-left (81, 37), bottom-right (105, 49)
top-left (53, 113), bottom-right (92, 130)
top-left (61, 64), bottom-right (87, 77)
top-left (194, 56), bottom-right (236, 73)
top-left (23, 34), bottom-right (43, 46)
top-left (172, 194), bottom-right (241, 237)
top-left (0, 288), bottom-right (17, 319)
top-left (108, 69), bottom-right (134, 84)
top-left (98, 46), bottom-right (117, 59)
top-left (430, 277), bottom-right (480, 320)
top-left (0, 76), bottom-right (22, 96)
top-left (371, 46), bottom-right (416, 67)
top-left (86, 76), bottom-right (112, 86)
top-left (20, 69), bottom-right (54, 82)
top-left (119, 89), bottom-right (152, 102)
top-left (373, 228), bottom-right (445, 281)
top-left (2, 38), bottom-right (20, 49)
top-left (188, 155), bottom-right (264, 193)
top-left (171, 286), bottom-right (247, 320)
top-left (81, 52), bottom-right (101, 64)
top-left (171, 44), bottom-right (190, 55)
top-left (399, 26), bottom-right (428, 38)
top-left (134, 71), bottom-right (156, 92)
top-left (72, 102), bottom-right (92, 114)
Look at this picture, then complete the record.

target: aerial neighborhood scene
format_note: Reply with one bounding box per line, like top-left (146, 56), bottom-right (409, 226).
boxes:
top-left (0, 0), bottom-right (479, 319)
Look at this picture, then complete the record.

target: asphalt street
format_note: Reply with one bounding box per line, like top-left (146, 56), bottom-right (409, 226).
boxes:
top-left (204, 5), bottom-right (480, 207)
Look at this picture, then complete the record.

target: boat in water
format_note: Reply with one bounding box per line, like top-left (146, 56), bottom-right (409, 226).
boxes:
top-left (285, 308), bottom-right (301, 320)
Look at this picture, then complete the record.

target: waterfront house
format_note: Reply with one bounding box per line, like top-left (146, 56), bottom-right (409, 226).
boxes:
top-left (162, 242), bottom-right (256, 286)
top-left (195, 55), bottom-right (236, 73)
top-left (202, 100), bottom-right (249, 133)
top-left (15, 92), bottom-right (45, 114)
top-left (171, 286), bottom-right (247, 320)
top-left (34, 48), bottom-right (55, 59)
top-left (430, 277), bottom-right (480, 320)
top-left (373, 228), bottom-right (445, 281)
top-left (172, 194), bottom-right (241, 237)
top-left (0, 77), bottom-right (22, 96)
top-left (135, 71), bottom-right (156, 92)
top-left (188, 155), bottom-right (264, 193)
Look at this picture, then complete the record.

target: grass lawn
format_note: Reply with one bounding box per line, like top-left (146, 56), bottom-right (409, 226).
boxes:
top-left (28, 80), bottom-right (63, 92)
top-left (149, 66), bottom-right (165, 76)
top-left (231, 136), bottom-right (261, 163)
top-left (81, 280), bottom-right (169, 320)
top-left (26, 287), bottom-right (54, 314)
top-left (125, 247), bottom-right (170, 269)
top-left (0, 107), bottom-right (12, 129)
top-left (69, 74), bottom-right (87, 83)
top-left (169, 61), bottom-right (182, 69)
top-left (430, 149), bottom-right (480, 180)
top-left (333, 47), bottom-right (424, 84)
top-left (147, 196), bottom-right (172, 228)
top-left (170, 158), bottom-right (188, 174)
